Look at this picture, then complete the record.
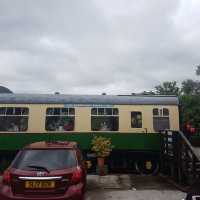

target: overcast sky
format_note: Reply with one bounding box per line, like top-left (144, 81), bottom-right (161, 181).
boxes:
top-left (0, 0), bottom-right (199, 94)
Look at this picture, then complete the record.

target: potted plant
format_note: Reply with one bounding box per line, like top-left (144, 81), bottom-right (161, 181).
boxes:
top-left (91, 136), bottom-right (113, 176)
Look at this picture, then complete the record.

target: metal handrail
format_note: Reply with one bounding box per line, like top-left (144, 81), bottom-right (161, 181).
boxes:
top-left (160, 130), bottom-right (200, 186)
top-left (161, 130), bottom-right (199, 161)
top-left (178, 131), bottom-right (200, 161)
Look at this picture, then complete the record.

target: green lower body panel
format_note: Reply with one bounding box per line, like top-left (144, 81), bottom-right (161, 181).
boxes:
top-left (0, 132), bottom-right (161, 151)
top-left (0, 133), bottom-right (162, 173)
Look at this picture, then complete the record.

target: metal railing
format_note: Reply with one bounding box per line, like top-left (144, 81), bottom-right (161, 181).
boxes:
top-left (160, 130), bottom-right (200, 186)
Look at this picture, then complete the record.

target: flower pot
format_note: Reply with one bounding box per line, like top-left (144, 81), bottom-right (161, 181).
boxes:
top-left (97, 157), bottom-right (105, 176)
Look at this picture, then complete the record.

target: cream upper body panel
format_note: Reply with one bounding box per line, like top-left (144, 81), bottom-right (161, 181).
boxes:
top-left (0, 103), bottom-right (179, 133)
top-left (118, 105), bottom-right (179, 133)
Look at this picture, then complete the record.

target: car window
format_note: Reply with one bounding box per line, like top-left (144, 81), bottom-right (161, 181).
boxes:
top-left (12, 149), bottom-right (77, 171)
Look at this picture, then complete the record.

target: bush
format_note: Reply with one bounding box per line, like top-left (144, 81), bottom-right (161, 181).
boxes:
top-left (91, 136), bottom-right (113, 158)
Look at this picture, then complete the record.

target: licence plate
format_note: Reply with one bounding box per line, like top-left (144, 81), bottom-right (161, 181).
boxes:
top-left (25, 181), bottom-right (55, 189)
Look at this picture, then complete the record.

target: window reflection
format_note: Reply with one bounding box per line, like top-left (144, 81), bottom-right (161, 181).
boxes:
top-left (153, 108), bottom-right (170, 132)
top-left (91, 108), bottom-right (119, 131)
top-left (45, 108), bottom-right (75, 131)
top-left (131, 112), bottom-right (142, 128)
top-left (0, 107), bottom-right (29, 132)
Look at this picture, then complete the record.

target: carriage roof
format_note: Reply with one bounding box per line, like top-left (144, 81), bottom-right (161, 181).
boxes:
top-left (0, 94), bottom-right (179, 105)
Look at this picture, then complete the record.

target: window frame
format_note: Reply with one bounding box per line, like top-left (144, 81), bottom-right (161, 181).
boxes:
top-left (153, 107), bottom-right (170, 132)
top-left (131, 111), bottom-right (143, 128)
top-left (0, 107), bottom-right (29, 132)
top-left (91, 107), bottom-right (119, 131)
top-left (91, 108), bottom-right (119, 117)
top-left (45, 107), bottom-right (75, 132)
top-left (153, 108), bottom-right (169, 118)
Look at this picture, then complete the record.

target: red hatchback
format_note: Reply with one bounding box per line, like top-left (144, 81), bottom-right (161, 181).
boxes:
top-left (0, 141), bottom-right (87, 200)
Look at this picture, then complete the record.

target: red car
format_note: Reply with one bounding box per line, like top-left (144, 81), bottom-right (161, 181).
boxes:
top-left (0, 141), bottom-right (87, 200)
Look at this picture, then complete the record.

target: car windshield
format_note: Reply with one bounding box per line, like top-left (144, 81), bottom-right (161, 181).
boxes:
top-left (12, 149), bottom-right (77, 171)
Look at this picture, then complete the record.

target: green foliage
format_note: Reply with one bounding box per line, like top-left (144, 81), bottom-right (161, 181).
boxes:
top-left (179, 95), bottom-right (200, 128)
top-left (91, 136), bottom-right (114, 157)
top-left (182, 79), bottom-right (200, 95)
top-left (155, 81), bottom-right (180, 95)
top-left (152, 76), bottom-right (200, 129)
top-left (196, 65), bottom-right (200, 76)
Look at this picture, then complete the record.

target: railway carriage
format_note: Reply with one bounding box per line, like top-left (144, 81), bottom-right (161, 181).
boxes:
top-left (0, 93), bottom-right (179, 174)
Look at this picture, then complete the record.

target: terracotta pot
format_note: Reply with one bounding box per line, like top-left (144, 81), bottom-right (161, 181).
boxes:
top-left (97, 157), bottom-right (105, 176)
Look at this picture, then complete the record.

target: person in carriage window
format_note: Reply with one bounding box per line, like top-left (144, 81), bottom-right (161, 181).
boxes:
top-left (63, 119), bottom-right (73, 131)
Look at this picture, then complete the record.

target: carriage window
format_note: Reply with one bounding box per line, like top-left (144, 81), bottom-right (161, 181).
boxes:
top-left (91, 108), bottom-right (119, 131)
top-left (131, 112), bottom-right (142, 128)
top-left (45, 108), bottom-right (75, 131)
top-left (153, 108), bottom-right (159, 116)
top-left (91, 108), bottom-right (97, 115)
top-left (153, 108), bottom-right (170, 132)
top-left (163, 108), bottom-right (169, 116)
top-left (0, 107), bottom-right (29, 132)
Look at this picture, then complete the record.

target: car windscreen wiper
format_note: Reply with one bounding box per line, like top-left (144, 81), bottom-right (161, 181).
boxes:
top-left (27, 165), bottom-right (50, 173)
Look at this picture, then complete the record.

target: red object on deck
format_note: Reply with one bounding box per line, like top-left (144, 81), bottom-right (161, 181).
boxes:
top-left (190, 127), bottom-right (197, 134)
top-left (186, 123), bottom-right (191, 131)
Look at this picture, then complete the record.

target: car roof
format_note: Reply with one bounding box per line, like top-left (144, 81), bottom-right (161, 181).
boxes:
top-left (24, 141), bottom-right (78, 149)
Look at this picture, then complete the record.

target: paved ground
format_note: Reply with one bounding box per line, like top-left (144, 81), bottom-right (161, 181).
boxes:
top-left (86, 190), bottom-right (185, 200)
top-left (0, 174), bottom-right (186, 199)
top-left (86, 175), bottom-right (186, 200)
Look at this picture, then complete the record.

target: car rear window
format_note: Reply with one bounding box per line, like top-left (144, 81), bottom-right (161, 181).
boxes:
top-left (12, 149), bottom-right (77, 171)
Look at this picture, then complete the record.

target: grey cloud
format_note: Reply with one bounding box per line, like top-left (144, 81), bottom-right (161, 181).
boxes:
top-left (0, 0), bottom-right (199, 94)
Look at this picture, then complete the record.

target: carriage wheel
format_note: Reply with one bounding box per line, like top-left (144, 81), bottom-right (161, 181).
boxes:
top-left (135, 159), bottom-right (159, 175)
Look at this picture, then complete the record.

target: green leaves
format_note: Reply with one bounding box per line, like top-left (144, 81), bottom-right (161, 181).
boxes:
top-left (91, 136), bottom-right (114, 158)
top-left (155, 81), bottom-right (180, 96)
top-left (182, 79), bottom-right (200, 95)
top-left (196, 65), bottom-right (200, 76)
top-left (180, 95), bottom-right (200, 128)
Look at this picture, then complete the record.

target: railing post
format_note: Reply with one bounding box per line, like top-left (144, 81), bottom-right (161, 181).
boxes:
top-left (160, 130), bottom-right (200, 186)
top-left (191, 153), bottom-right (196, 184)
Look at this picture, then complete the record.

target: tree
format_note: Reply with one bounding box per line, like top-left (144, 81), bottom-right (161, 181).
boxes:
top-left (180, 95), bottom-right (200, 128)
top-left (151, 67), bottom-right (200, 129)
top-left (182, 79), bottom-right (200, 95)
top-left (196, 65), bottom-right (200, 76)
top-left (155, 81), bottom-right (180, 95)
